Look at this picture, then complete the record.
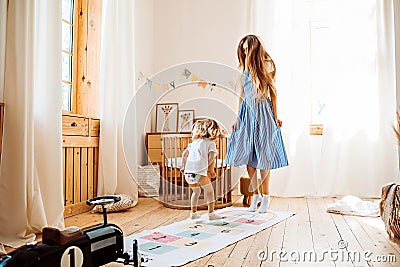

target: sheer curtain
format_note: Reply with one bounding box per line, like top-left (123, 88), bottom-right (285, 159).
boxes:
top-left (395, 0), bottom-right (400, 106)
top-left (98, 0), bottom-right (139, 200)
top-left (250, 0), bottom-right (399, 197)
top-left (0, 0), bottom-right (6, 102)
top-left (0, 0), bottom-right (64, 247)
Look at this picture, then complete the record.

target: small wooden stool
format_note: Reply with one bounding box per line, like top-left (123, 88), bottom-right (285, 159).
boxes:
top-left (240, 177), bottom-right (254, 206)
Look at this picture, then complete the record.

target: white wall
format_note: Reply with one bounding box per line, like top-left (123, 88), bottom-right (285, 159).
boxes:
top-left (142, 62), bottom-right (242, 133)
top-left (135, 0), bottom-right (155, 76)
top-left (134, 0), bottom-right (156, 164)
top-left (157, 84), bottom-right (237, 133)
top-left (134, 0), bottom-right (250, 165)
top-left (153, 0), bottom-right (249, 72)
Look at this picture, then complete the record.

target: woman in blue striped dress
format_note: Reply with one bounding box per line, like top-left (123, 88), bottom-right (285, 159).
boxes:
top-left (226, 35), bottom-right (288, 213)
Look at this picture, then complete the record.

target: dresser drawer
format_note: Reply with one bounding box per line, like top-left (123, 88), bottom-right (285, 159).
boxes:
top-left (62, 115), bottom-right (89, 136)
top-left (148, 148), bottom-right (163, 163)
top-left (90, 119), bottom-right (100, 137)
top-left (147, 134), bottom-right (162, 149)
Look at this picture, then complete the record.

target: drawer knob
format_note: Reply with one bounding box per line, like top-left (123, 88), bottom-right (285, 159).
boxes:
top-left (71, 122), bottom-right (78, 127)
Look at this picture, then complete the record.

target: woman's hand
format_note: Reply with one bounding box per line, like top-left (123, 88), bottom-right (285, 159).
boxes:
top-left (232, 118), bottom-right (238, 131)
top-left (276, 118), bottom-right (283, 128)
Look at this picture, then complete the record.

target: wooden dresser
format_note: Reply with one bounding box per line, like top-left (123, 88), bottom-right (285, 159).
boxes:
top-left (146, 133), bottom-right (163, 166)
top-left (146, 132), bottom-right (193, 165)
top-left (62, 113), bottom-right (100, 217)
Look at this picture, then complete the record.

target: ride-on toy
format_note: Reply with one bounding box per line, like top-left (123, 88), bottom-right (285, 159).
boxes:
top-left (0, 196), bottom-right (141, 267)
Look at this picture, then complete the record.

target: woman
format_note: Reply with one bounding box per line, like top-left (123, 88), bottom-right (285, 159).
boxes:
top-left (226, 34), bottom-right (288, 213)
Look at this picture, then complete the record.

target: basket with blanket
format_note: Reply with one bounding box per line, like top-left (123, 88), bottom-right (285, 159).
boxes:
top-left (380, 112), bottom-right (400, 238)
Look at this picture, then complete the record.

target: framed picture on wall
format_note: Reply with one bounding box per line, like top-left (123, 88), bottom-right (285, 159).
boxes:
top-left (178, 110), bottom-right (195, 132)
top-left (156, 103), bottom-right (178, 133)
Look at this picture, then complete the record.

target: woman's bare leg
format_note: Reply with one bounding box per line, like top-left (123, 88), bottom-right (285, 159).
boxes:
top-left (247, 165), bottom-right (261, 212)
top-left (259, 170), bottom-right (271, 213)
top-left (246, 165), bottom-right (258, 193)
top-left (259, 170), bottom-right (271, 195)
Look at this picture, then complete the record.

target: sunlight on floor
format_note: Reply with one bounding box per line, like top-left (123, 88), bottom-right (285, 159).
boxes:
top-left (357, 216), bottom-right (386, 232)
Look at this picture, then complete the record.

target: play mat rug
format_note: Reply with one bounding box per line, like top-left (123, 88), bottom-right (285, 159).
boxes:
top-left (124, 206), bottom-right (295, 266)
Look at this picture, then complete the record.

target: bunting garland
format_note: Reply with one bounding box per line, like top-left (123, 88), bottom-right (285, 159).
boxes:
top-left (138, 68), bottom-right (224, 92)
top-left (210, 83), bottom-right (216, 92)
top-left (191, 74), bottom-right (199, 82)
top-left (146, 78), bottom-right (152, 88)
top-left (198, 81), bottom-right (207, 89)
top-left (183, 69), bottom-right (191, 79)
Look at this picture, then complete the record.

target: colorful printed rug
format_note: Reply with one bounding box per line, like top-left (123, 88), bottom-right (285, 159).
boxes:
top-left (124, 207), bottom-right (295, 266)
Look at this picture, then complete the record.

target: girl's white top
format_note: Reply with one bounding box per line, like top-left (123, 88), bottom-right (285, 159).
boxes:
top-left (184, 138), bottom-right (217, 176)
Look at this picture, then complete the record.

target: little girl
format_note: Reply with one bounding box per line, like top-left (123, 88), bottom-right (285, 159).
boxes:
top-left (181, 119), bottom-right (222, 221)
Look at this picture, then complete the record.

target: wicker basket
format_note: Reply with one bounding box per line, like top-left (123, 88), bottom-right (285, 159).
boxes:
top-left (380, 183), bottom-right (400, 238)
top-left (137, 164), bottom-right (160, 197)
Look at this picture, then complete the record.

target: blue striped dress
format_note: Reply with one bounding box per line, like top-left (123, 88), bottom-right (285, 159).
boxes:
top-left (226, 71), bottom-right (288, 170)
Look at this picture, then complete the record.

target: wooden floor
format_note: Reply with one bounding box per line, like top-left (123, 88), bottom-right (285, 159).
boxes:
top-left (64, 196), bottom-right (400, 267)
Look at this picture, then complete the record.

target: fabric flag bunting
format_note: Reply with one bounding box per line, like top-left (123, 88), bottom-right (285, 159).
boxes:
top-left (198, 81), bottom-right (207, 89)
top-left (183, 69), bottom-right (191, 79)
top-left (146, 78), bottom-right (152, 88)
top-left (191, 75), bottom-right (199, 82)
top-left (138, 71), bottom-right (145, 79)
top-left (140, 69), bottom-right (223, 92)
top-left (210, 83), bottom-right (216, 91)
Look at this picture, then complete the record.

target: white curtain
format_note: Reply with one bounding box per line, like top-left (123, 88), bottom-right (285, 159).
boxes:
top-left (395, 0), bottom-right (400, 105)
top-left (250, 0), bottom-right (399, 197)
top-left (98, 0), bottom-right (139, 200)
top-left (0, 0), bottom-right (64, 247)
top-left (0, 0), bottom-right (6, 102)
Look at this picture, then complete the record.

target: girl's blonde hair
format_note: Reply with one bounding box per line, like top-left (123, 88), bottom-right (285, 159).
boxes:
top-left (192, 119), bottom-right (220, 140)
top-left (237, 35), bottom-right (277, 105)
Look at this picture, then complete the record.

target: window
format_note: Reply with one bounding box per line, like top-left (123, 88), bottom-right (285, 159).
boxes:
top-left (61, 0), bottom-right (102, 116)
top-left (307, 0), bottom-right (377, 135)
top-left (309, 20), bottom-right (329, 135)
top-left (62, 0), bottom-right (75, 111)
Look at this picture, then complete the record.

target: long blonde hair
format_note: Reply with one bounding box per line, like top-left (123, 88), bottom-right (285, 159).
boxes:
top-left (237, 35), bottom-right (277, 108)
